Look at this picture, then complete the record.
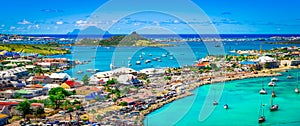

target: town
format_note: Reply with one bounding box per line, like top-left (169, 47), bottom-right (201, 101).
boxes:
top-left (0, 40), bottom-right (299, 125)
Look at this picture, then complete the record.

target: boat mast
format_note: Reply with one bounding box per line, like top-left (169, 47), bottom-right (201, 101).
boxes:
top-left (296, 73), bottom-right (299, 93)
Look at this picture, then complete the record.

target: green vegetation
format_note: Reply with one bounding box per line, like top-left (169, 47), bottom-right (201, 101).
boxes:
top-left (76, 32), bottom-right (172, 47)
top-left (264, 40), bottom-right (300, 45)
top-left (16, 100), bottom-right (32, 119)
top-left (48, 87), bottom-right (72, 109)
top-left (0, 44), bottom-right (70, 55)
top-left (82, 74), bottom-right (89, 85)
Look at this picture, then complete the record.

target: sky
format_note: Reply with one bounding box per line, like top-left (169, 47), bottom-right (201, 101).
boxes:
top-left (0, 0), bottom-right (299, 34)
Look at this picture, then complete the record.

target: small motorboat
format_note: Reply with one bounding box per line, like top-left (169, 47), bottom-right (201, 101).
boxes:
top-left (271, 77), bottom-right (278, 82)
top-left (77, 70), bottom-right (83, 74)
top-left (162, 54), bottom-right (167, 57)
top-left (213, 101), bottom-right (218, 105)
top-left (145, 60), bottom-right (151, 64)
top-left (136, 61), bottom-right (141, 65)
top-left (287, 75), bottom-right (292, 79)
top-left (148, 53), bottom-right (152, 56)
top-left (224, 104), bottom-right (229, 109)
top-left (268, 81), bottom-right (276, 86)
top-left (260, 88), bottom-right (267, 94)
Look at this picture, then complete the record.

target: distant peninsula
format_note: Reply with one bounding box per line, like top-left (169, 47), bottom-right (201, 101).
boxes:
top-left (264, 40), bottom-right (300, 45)
top-left (75, 32), bottom-right (172, 47)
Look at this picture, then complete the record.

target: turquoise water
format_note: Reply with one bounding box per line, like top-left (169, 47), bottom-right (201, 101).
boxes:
top-left (48, 41), bottom-right (299, 80)
top-left (144, 69), bottom-right (300, 126)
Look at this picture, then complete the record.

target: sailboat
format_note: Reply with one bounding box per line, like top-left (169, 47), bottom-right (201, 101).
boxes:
top-left (287, 74), bottom-right (292, 79)
top-left (213, 101), bottom-right (218, 105)
top-left (295, 73), bottom-right (299, 93)
top-left (258, 103), bottom-right (266, 123)
top-left (260, 79), bottom-right (267, 94)
top-left (268, 81), bottom-right (276, 86)
top-left (271, 86), bottom-right (276, 97)
top-left (269, 96), bottom-right (279, 111)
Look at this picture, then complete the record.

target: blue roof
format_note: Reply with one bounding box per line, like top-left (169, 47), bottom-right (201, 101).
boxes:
top-left (15, 83), bottom-right (26, 87)
top-left (85, 92), bottom-right (104, 100)
top-left (239, 61), bottom-right (257, 65)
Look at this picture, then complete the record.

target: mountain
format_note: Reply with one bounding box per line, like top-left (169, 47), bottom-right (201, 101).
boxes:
top-left (76, 31), bottom-right (172, 47)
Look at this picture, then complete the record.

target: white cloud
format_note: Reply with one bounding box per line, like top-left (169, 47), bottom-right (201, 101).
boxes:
top-left (75, 20), bottom-right (87, 26)
top-left (10, 26), bottom-right (16, 30)
top-left (56, 21), bottom-right (64, 25)
top-left (34, 24), bottom-right (40, 29)
top-left (174, 20), bottom-right (180, 24)
top-left (18, 19), bottom-right (32, 25)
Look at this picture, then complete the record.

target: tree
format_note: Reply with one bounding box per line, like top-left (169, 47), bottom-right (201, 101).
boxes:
top-left (82, 74), bottom-right (89, 85)
top-left (16, 100), bottom-right (32, 120)
top-left (62, 100), bottom-right (71, 110)
top-left (48, 87), bottom-right (71, 109)
top-left (34, 107), bottom-right (45, 120)
top-left (119, 101), bottom-right (128, 106)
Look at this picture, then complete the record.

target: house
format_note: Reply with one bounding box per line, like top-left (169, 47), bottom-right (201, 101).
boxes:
top-left (0, 101), bottom-right (19, 116)
top-left (49, 73), bottom-right (71, 83)
top-left (15, 87), bottom-right (48, 98)
top-left (85, 92), bottom-right (105, 101)
top-left (30, 75), bottom-right (52, 84)
top-left (0, 114), bottom-right (9, 125)
top-left (117, 97), bottom-right (136, 105)
top-left (0, 90), bottom-right (15, 99)
top-left (0, 67), bottom-right (28, 79)
top-left (281, 60), bottom-right (300, 66)
top-left (31, 103), bottom-right (44, 111)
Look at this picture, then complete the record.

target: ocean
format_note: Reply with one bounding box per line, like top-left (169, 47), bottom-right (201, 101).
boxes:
top-left (144, 69), bottom-right (300, 126)
top-left (47, 39), bottom-right (299, 80)
top-left (42, 34), bottom-right (300, 125)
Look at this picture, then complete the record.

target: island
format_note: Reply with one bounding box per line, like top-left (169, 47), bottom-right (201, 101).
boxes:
top-left (76, 31), bottom-right (173, 47)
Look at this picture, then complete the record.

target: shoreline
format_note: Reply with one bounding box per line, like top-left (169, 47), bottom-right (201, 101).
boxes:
top-left (139, 66), bottom-right (298, 125)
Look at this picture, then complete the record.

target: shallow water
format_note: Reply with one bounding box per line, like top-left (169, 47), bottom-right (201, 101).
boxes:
top-left (48, 41), bottom-right (299, 80)
top-left (144, 69), bottom-right (300, 126)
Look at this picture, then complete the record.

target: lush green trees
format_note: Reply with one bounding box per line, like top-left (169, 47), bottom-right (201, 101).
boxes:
top-left (119, 101), bottom-right (128, 106)
top-left (34, 107), bottom-right (45, 120)
top-left (82, 74), bottom-right (89, 85)
top-left (16, 100), bottom-right (32, 119)
top-left (48, 87), bottom-right (71, 109)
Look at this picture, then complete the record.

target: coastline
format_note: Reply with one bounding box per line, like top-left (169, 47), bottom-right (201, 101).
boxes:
top-left (139, 66), bottom-right (298, 125)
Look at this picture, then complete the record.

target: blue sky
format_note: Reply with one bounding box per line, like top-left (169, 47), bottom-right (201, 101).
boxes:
top-left (0, 0), bottom-right (299, 34)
